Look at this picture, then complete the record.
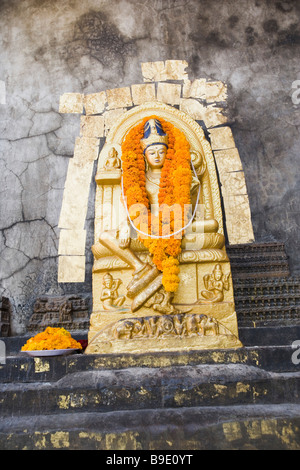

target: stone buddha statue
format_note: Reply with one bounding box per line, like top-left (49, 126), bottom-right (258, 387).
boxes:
top-left (94, 117), bottom-right (223, 314)
top-left (86, 104), bottom-right (242, 354)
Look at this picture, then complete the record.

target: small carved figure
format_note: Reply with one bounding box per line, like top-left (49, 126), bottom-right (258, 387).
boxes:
top-left (104, 147), bottom-right (121, 170)
top-left (59, 300), bottom-right (72, 323)
top-left (113, 320), bottom-right (135, 339)
top-left (200, 316), bottom-right (219, 336)
top-left (154, 316), bottom-right (174, 338)
top-left (173, 314), bottom-right (186, 337)
top-left (200, 264), bottom-right (231, 303)
top-left (185, 314), bottom-right (199, 336)
top-left (144, 289), bottom-right (177, 314)
top-left (100, 272), bottom-right (125, 311)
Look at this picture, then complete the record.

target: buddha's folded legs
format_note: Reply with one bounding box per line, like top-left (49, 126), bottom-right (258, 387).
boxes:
top-left (97, 230), bottom-right (171, 312)
top-left (98, 229), bottom-right (145, 273)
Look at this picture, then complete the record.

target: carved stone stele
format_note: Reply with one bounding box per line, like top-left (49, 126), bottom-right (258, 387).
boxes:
top-left (86, 102), bottom-right (243, 354)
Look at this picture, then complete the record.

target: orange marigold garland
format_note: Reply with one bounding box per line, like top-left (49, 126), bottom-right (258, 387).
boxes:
top-left (21, 327), bottom-right (83, 351)
top-left (121, 116), bottom-right (192, 292)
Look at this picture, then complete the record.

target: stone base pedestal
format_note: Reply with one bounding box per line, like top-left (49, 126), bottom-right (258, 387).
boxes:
top-left (85, 305), bottom-right (242, 355)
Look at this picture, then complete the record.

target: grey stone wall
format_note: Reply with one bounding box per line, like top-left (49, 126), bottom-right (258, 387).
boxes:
top-left (0, 0), bottom-right (299, 334)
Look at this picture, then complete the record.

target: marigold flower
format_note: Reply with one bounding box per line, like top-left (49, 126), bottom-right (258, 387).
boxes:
top-left (121, 116), bottom-right (192, 292)
top-left (21, 327), bottom-right (82, 351)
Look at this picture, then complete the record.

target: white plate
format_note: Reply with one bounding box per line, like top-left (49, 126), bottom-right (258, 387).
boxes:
top-left (23, 348), bottom-right (79, 357)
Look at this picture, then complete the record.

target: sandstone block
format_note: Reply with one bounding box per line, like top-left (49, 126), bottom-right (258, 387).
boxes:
top-left (141, 61), bottom-right (167, 82)
top-left (103, 108), bottom-right (126, 134)
top-left (80, 116), bottom-right (104, 138)
top-left (58, 229), bottom-right (87, 256)
top-left (180, 98), bottom-right (206, 120)
top-left (209, 126), bottom-right (236, 150)
top-left (58, 255), bottom-right (86, 283)
top-left (73, 136), bottom-right (100, 163)
top-left (131, 83), bottom-right (156, 105)
top-left (220, 171), bottom-right (248, 196)
top-left (180, 99), bottom-right (227, 127)
top-left (206, 81), bottom-right (228, 103)
top-left (58, 159), bottom-right (94, 230)
top-left (106, 87), bottom-right (132, 109)
top-left (157, 83), bottom-right (182, 105)
top-left (223, 194), bottom-right (255, 245)
top-left (59, 93), bottom-right (84, 114)
top-left (84, 92), bottom-right (107, 115)
top-left (213, 148), bottom-right (243, 175)
top-left (182, 79), bottom-right (206, 99)
top-left (164, 60), bottom-right (188, 80)
top-left (204, 104), bottom-right (227, 128)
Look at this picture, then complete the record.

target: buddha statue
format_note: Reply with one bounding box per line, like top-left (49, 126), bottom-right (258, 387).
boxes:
top-left (94, 118), bottom-right (222, 313)
top-left (103, 147), bottom-right (121, 170)
top-left (86, 103), bottom-right (242, 353)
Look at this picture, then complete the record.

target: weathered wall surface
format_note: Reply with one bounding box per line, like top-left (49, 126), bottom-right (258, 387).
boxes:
top-left (0, 0), bottom-right (299, 334)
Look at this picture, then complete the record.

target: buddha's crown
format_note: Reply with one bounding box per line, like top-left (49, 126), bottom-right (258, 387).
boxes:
top-left (140, 118), bottom-right (168, 153)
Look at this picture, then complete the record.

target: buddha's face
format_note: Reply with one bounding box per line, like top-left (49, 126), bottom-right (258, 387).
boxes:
top-left (104, 276), bottom-right (113, 288)
top-left (145, 144), bottom-right (167, 170)
top-left (108, 147), bottom-right (117, 159)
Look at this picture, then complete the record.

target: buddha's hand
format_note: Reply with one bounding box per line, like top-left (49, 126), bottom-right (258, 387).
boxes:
top-left (118, 224), bottom-right (131, 249)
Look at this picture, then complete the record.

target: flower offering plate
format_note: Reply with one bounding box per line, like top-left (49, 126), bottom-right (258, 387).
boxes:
top-left (23, 348), bottom-right (79, 357)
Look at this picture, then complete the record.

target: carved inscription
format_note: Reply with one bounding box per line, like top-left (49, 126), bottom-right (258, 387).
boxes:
top-left (103, 313), bottom-right (229, 341)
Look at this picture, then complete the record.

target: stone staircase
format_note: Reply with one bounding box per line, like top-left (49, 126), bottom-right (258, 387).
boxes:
top-left (0, 324), bottom-right (299, 450)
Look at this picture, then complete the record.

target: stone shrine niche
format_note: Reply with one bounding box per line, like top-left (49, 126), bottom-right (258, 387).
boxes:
top-left (85, 101), bottom-right (243, 354)
top-left (27, 295), bottom-right (90, 332)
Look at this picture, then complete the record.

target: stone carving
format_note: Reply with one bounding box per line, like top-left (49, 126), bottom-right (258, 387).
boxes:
top-left (190, 149), bottom-right (206, 177)
top-left (96, 313), bottom-right (230, 341)
top-left (200, 264), bottom-right (231, 303)
top-left (144, 289), bottom-right (177, 314)
top-left (104, 147), bottom-right (121, 170)
top-left (58, 300), bottom-right (72, 323)
top-left (233, 276), bottom-right (300, 327)
top-left (227, 243), bottom-right (294, 326)
top-left (86, 102), bottom-right (242, 354)
top-left (93, 115), bottom-right (223, 314)
top-left (227, 242), bottom-right (290, 279)
top-left (27, 295), bottom-right (90, 332)
top-left (100, 272), bottom-right (125, 311)
top-left (0, 297), bottom-right (10, 337)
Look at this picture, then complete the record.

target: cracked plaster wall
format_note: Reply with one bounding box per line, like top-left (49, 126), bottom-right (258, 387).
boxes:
top-left (0, 0), bottom-right (299, 334)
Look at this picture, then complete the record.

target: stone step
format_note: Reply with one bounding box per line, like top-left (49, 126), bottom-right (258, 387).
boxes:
top-left (0, 404), bottom-right (299, 450)
top-left (238, 325), bottom-right (300, 346)
top-left (0, 342), bottom-right (299, 384)
top-left (227, 242), bottom-right (290, 279)
top-left (0, 364), bottom-right (299, 417)
top-left (237, 310), bottom-right (300, 328)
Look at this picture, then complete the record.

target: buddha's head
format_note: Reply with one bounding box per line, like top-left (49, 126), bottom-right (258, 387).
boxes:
top-left (213, 264), bottom-right (223, 281)
top-left (140, 119), bottom-right (168, 170)
top-left (108, 147), bottom-right (118, 159)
